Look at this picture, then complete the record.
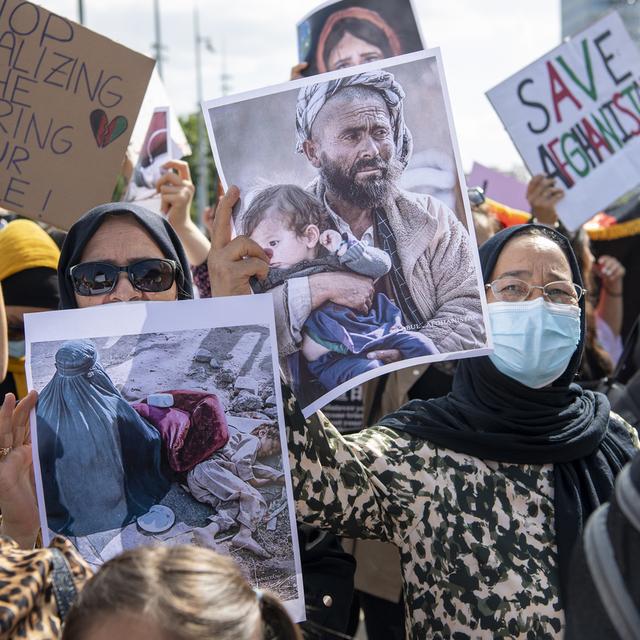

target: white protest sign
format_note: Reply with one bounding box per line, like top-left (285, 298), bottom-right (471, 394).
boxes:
top-left (487, 12), bottom-right (640, 230)
top-left (25, 295), bottom-right (305, 621)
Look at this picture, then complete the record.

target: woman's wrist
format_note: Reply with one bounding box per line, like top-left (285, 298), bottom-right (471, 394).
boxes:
top-left (0, 516), bottom-right (39, 548)
top-left (602, 285), bottom-right (623, 297)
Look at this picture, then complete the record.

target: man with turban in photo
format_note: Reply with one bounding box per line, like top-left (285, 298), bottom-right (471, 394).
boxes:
top-left (270, 70), bottom-right (485, 366)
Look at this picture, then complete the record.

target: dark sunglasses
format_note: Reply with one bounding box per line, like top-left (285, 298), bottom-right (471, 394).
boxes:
top-left (467, 186), bottom-right (486, 207)
top-left (69, 259), bottom-right (178, 296)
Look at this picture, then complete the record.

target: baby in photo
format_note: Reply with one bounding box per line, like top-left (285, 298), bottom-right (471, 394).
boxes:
top-left (187, 423), bottom-right (284, 559)
top-left (243, 184), bottom-right (437, 391)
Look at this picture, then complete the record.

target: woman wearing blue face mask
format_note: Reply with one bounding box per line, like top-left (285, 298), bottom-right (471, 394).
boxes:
top-left (204, 206), bottom-right (640, 637)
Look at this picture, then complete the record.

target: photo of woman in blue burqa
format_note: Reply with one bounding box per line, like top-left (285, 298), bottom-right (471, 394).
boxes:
top-left (36, 339), bottom-right (169, 536)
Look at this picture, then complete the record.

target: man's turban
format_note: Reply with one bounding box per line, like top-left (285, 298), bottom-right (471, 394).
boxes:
top-left (295, 70), bottom-right (413, 167)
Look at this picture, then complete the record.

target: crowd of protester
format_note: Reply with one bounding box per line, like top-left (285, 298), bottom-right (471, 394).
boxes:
top-left (1, 12), bottom-right (640, 640)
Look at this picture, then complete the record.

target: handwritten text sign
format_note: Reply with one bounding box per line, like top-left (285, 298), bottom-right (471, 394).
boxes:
top-left (0, 0), bottom-right (154, 228)
top-left (487, 12), bottom-right (640, 230)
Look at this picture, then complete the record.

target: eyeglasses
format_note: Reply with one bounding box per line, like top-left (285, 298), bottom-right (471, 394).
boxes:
top-left (467, 186), bottom-right (486, 207)
top-left (70, 259), bottom-right (178, 296)
top-left (485, 277), bottom-right (586, 305)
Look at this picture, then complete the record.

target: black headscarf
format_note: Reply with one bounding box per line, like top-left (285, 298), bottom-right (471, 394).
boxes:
top-left (379, 223), bottom-right (637, 605)
top-left (58, 203), bottom-right (193, 309)
top-left (2, 267), bottom-right (59, 309)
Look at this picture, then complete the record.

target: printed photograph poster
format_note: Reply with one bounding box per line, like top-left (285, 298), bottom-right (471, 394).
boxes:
top-left (128, 68), bottom-right (192, 164)
top-left (24, 296), bottom-right (305, 622)
top-left (486, 12), bottom-right (640, 231)
top-left (123, 107), bottom-right (171, 213)
top-left (203, 50), bottom-right (491, 417)
top-left (0, 0), bottom-right (154, 229)
top-left (297, 0), bottom-right (426, 76)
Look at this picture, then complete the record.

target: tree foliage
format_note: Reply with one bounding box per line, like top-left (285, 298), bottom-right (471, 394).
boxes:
top-left (179, 113), bottom-right (219, 218)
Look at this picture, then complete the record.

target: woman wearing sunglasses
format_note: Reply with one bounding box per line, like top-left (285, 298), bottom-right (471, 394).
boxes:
top-left (206, 188), bottom-right (640, 638)
top-left (0, 203), bottom-right (193, 549)
top-left (59, 202), bottom-right (193, 307)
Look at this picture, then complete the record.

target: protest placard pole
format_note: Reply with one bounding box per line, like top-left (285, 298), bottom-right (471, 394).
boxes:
top-left (77, 0), bottom-right (84, 24)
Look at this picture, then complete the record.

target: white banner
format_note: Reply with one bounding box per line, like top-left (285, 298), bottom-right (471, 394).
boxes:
top-left (487, 12), bottom-right (640, 230)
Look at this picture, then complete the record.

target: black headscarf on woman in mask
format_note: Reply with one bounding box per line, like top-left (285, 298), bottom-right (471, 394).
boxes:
top-left (57, 202), bottom-right (193, 309)
top-left (378, 223), bottom-right (637, 605)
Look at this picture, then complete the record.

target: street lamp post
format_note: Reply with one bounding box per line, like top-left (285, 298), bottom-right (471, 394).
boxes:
top-left (152, 0), bottom-right (164, 78)
top-left (194, 4), bottom-right (212, 229)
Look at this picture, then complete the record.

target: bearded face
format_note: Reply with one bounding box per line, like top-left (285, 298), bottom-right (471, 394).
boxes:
top-left (319, 151), bottom-right (402, 208)
top-left (306, 89), bottom-right (402, 208)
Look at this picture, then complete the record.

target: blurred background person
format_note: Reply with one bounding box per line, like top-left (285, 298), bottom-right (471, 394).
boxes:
top-left (61, 545), bottom-right (301, 640)
top-left (0, 219), bottom-right (61, 402)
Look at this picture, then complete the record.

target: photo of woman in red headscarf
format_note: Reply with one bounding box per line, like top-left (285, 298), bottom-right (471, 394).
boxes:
top-left (297, 0), bottom-right (425, 76)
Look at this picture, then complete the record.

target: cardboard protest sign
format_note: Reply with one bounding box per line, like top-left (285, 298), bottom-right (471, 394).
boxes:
top-left (203, 50), bottom-right (491, 417)
top-left (487, 12), bottom-right (640, 230)
top-left (0, 0), bottom-right (154, 229)
top-left (297, 0), bottom-right (425, 76)
top-left (25, 295), bottom-right (305, 621)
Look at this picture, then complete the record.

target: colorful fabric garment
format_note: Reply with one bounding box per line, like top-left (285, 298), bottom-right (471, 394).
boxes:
top-left (308, 330), bottom-right (434, 392)
top-left (132, 390), bottom-right (229, 473)
top-left (0, 535), bottom-right (91, 639)
top-left (191, 261), bottom-right (211, 298)
top-left (283, 384), bottom-right (640, 638)
top-left (305, 293), bottom-right (436, 390)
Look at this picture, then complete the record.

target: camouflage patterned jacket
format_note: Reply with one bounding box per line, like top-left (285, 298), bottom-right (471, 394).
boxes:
top-left (284, 386), bottom-right (640, 639)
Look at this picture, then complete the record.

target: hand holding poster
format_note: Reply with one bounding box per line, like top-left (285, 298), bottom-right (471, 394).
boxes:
top-left (297, 0), bottom-right (425, 76)
top-left (487, 12), bottom-right (640, 230)
top-left (203, 50), bottom-right (490, 417)
top-left (0, 0), bottom-right (154, 228)
top-left (25, 296), bottom-right (304, 621)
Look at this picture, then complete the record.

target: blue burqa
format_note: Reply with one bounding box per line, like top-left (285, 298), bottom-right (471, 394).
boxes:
top-left (37, 340), bottom-right (169, 536)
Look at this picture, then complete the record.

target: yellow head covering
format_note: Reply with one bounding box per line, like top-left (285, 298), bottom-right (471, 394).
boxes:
top-left (1, 219), bottom-right (61, 399)
top-left (0, 219), bottom-right (60, 280)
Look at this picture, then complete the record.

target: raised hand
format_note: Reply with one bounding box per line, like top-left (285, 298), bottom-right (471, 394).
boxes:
top-left (526, 174), bottom-right (564, 226)
top-left (207, 186), bottom-right (270, 296)
top-left (0, 391), bottom-right (40, 548)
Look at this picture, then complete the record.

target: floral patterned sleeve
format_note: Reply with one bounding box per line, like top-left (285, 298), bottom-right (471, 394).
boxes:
top-left (191, 262), bottom-right (211, 298)
top-left (283, 384), bottom-right (428, 546)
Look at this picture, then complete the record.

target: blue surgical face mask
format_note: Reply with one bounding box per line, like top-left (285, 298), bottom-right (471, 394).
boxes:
top-left (8, 340), bottom-right (25, 359)
top-left (488, 297), bottom-right (581, 389)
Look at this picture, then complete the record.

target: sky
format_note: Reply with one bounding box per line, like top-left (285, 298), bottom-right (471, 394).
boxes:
top-left (36, 0), bottom-right (562, 172)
